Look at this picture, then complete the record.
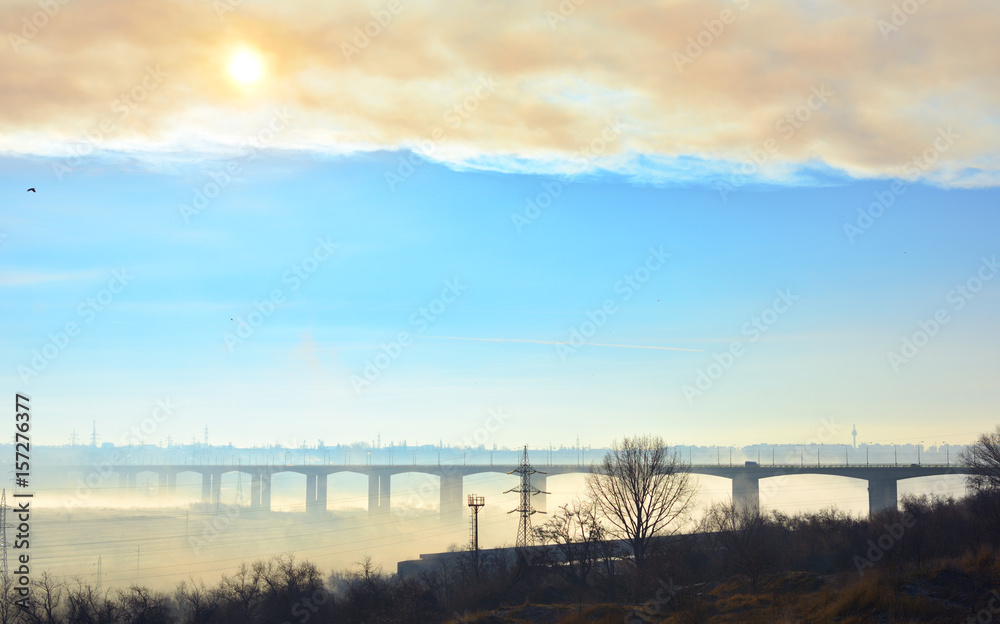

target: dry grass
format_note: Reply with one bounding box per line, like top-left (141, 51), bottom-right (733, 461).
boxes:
top-left (454, 557), bottom-right (998, 623)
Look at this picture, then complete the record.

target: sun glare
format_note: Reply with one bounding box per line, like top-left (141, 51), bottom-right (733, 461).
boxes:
top-left (229, 49), bottom-right (263, 85)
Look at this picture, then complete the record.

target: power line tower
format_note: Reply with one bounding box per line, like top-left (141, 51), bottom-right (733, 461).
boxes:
top-left (468, 495), bottom-right (485, 552)
top-left (506, 446), bottom-right (547, 548)
top-left (91, 420), bottom-right (98, 447)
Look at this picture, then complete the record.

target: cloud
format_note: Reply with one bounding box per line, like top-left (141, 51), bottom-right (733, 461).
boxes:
top-left (0, 268), bottom-right (101, 286)
top-left (423, 335), bottom-right (702, 352)
top-left (2, 0), bottom-right (998, 186)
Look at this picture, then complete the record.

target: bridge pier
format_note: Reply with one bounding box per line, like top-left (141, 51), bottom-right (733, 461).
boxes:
top-left (306, 474), bottom-right (317, 510)
top-left (369, 472), bottom-right (391, 515)
top-left (168, 472), bottom-right (177, 497)
top-left (248, 471), bottom-right (272, 511)
top-left (317, 474), bottom-right (327, 511)
top-left (868, 478), bottom-right (898, 514)
top-left (305, 474), bottom-right (327, 513)
top-left (202, 473), bottom-right (212, 503)
top-left (261, 473), bottom-right (271, 510)
top-left (119, 472), bottom-right (127, 491)
top-left (158, 472), bottom-right (168, 498)
top-left (732, 472), bottom-right (760, 509)
top-left (379, 473), bottom-right (390, 513)
top-left (534, 475), bottom-right (547, 514)
top-left (251, 474), bottom-right (262, 509)
top-left (127, 472), bottom-right (136, 492)
top-left (212, 472), bottom-right (222, 506)
top-left (369, 473), bottom-right (380, 515)
top-left (440, 473), bottom-right (463, 520)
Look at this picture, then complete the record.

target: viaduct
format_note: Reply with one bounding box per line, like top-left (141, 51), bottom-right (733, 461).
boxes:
top-left (54, 463), bottom-right (972, 517)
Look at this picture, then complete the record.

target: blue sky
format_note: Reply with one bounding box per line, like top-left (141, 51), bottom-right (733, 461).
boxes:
top-left (3, 151), bottom-right (998, 448)
top-left (2, 0), bottom-right (999, 450)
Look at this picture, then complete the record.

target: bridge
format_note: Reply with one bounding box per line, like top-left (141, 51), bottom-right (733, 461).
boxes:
top-left (52, 462), bottom-right (972, 517)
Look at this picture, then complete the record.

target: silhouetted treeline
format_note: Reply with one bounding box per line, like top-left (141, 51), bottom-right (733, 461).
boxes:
top-left (4, 492), bottom-right (1000, 623)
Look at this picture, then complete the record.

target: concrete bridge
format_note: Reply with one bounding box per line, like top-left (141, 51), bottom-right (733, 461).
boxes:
top-left (54, 463), bottom-right (972, 516)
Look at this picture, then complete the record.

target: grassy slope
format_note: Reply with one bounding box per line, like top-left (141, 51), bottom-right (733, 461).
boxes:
top-left (449, 549), bottom-right (1000, 624)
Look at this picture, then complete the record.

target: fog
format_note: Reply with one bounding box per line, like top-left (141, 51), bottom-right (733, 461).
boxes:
top-left (15, 446), bottom-right (970, 591)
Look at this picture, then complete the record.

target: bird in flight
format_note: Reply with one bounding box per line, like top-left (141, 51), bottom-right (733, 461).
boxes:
top-left (26, 188), bottom-right (35, 193)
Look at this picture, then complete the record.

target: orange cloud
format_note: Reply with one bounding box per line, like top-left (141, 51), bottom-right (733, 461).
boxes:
top-left (1, 0), bottom-right (998, 186)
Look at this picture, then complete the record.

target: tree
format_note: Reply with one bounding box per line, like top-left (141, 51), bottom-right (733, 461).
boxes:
top-left (961, 426), bottom-right (1000, 492)
top-left (700, 501), bottom-right (780, 593)
top-left (534, 500), bottom-right (604, 613)
top-left (586, 435), bottom-right (698, 568)
top-left (960, 427), bottom-right (1000, 541)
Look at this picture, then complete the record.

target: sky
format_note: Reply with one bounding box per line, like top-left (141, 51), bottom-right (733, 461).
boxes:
top-left (2, 0), bottom-right (999, 451)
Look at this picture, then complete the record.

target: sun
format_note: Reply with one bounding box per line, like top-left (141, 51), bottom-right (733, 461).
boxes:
top-left (228, 49), bottom-right (264, 85)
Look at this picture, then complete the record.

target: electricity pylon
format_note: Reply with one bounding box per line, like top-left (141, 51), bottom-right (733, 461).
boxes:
top-left (505, 446), bottom-right (547, 548)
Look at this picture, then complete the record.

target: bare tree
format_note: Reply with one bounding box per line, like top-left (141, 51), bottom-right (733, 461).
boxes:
top-left (175, 579), bottom-right (220, 624)
top-left (534, 500), bottom-right (604, 614)
top-left (960, 427), bottom-right (1000, 541)
top-left (700, 501), bottom-right (779, 593)
top-left (586, 435), bottom-right (697, 568)
top-left (26, 572), bottom-right (64, 624)
top-left (961, 426), bottom-right (1000, 492)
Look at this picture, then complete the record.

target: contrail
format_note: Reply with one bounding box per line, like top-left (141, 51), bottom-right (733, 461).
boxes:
top-left (422, 335), bottom-right (702, 352)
